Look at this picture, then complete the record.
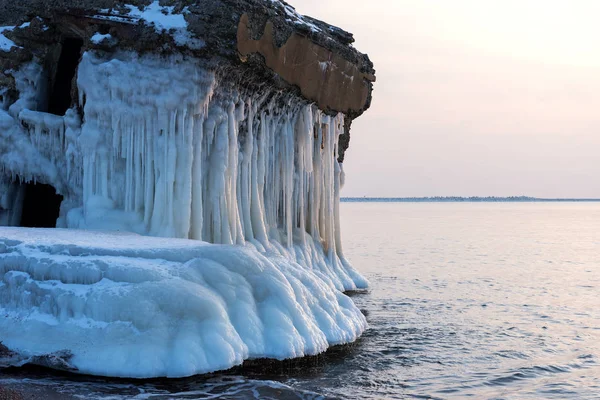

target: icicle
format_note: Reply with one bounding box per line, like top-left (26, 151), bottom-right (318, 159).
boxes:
top-left (36, 50), bottom-right (368, 291)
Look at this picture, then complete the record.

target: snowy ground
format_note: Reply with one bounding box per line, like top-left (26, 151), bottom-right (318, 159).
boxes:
top-left (0, 227), bottom-right (366, 378)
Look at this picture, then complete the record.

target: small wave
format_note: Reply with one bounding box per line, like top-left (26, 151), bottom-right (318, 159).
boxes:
top-left (494, 350), bottom-right (530, 360)
top-left (0, 375), bottom-right (330, 400)
top-left (486, 363), bottom-right (573, 387)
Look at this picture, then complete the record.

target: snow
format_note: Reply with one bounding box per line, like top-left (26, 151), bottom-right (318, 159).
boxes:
top-left (95, 1), bottom-right (316, 47)
top-left (90, 33), bottom-right (112, 44)
top-left (93, 2), bottom-right (202, 48)
top-left (123, 2), bottom-right (202, 48)
top-left (0, 18), bottom-right (40, 52)
top-left (0, 26), bottom-right (17, 52)
top-left (124, 2), bottom-right (187, 31)
top-left (0, 227), bottom-right (367, 378)
top-left (90, 14), bottom-right (136, 24)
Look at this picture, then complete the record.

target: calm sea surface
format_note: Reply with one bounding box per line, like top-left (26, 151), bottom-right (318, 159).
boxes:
top-left (2, 202), bottom-right (600, 399)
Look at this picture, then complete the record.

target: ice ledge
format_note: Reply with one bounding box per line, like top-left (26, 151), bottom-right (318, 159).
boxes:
top-left (0, 227), bottom-right (367, 378)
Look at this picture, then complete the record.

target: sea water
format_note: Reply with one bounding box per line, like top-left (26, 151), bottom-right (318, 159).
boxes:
top-left (1, 202), bottom-right (599, 399)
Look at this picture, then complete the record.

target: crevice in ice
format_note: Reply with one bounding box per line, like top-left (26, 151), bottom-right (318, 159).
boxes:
top-left (19, 181), bottom-right (63, 228)
top-left (48, 38), bottom-right (83, 116)
top-left (0, 177), bottom-right (63, 228)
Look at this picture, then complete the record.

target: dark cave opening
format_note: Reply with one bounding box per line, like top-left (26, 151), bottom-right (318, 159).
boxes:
top-left (48, 37), bottom-right (83, 116)
top-left (19, 182), bottom-right (63, 228)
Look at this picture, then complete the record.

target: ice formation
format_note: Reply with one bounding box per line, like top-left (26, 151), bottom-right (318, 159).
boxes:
top-left (0, 228), bottom-right (366, 378)
top-left (70, 51), bottom-right (363, 290)
top-left (0, 0), bottom-right (375, 378)
top-left (0, 49), bottom-right (367, 377)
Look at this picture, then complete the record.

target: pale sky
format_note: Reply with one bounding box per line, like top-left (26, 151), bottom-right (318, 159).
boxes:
top-left (295, 0), bottom-right (600, 198)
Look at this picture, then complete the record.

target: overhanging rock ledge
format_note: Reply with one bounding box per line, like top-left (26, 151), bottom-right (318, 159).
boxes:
top-left (0, 0), bottom-right (375, 162)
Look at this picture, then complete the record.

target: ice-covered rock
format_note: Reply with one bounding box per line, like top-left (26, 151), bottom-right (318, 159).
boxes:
top-left (0, 0), bottom-right (375, 378)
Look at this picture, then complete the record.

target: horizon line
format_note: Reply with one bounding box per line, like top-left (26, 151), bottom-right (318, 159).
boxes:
top-left (341, 196), bottom-right (600, 202)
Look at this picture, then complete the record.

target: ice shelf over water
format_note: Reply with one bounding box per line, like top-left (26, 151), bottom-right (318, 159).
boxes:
top-left (0, 49), bottom-right (368, 377)
top-left (0, 228), bottom-right (367, 378)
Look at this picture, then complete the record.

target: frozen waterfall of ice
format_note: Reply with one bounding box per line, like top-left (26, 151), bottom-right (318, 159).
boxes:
top-left (0, 51), bottom-right (368, 377)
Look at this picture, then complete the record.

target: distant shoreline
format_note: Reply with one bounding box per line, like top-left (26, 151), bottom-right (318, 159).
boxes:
top-left (341, 197), bottom-right (600, 203)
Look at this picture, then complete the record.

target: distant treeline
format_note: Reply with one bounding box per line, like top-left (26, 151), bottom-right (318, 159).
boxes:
top-left (341, 196), bottom-right (600, 203)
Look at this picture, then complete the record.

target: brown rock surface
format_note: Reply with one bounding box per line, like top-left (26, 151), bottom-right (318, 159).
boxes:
top-left (238, 14), bottom-right (375, 116)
